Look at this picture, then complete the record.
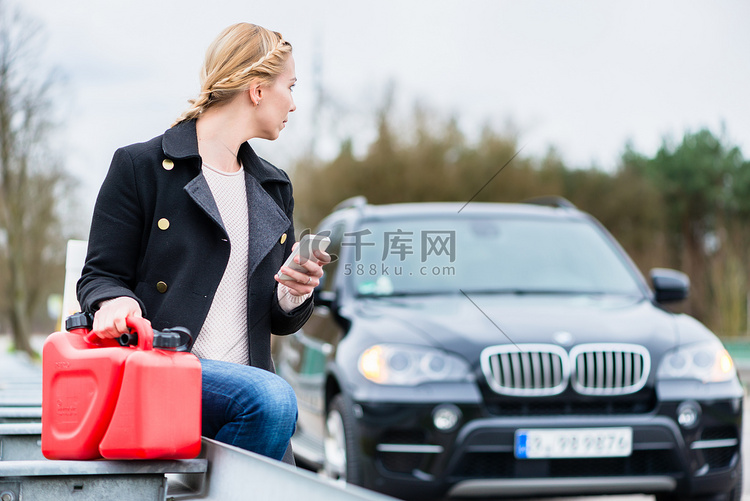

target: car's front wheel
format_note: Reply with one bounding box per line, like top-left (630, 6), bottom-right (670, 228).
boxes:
top-left (322, 394), bottom-right (362, 485)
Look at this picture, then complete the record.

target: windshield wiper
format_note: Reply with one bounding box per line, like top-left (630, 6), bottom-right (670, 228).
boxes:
top-left (460, 289), bottom-right (610, 296)
top-left (357, 290), bottom-right (458, 298)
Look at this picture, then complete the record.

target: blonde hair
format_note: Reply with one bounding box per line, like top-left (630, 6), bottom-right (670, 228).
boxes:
top-left (173, 23), bottom-right (292, 126)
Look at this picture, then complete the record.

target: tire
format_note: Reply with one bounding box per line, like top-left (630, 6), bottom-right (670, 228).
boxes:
top-left (322, 394), bottom-right (363, 486)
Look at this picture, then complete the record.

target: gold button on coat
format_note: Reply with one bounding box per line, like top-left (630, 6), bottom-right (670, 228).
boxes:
top-left (156, 281), bottom-right (168, 293)
top-left (280, 233), bottom-right (287, 244)
top-left (158, 218), bottom-right (170, 230)
top-left (162, 159), bottom-right (174, 170)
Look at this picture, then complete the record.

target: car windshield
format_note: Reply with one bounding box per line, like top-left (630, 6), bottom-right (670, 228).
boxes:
top-left (344, 215), bottom-right (643, 297)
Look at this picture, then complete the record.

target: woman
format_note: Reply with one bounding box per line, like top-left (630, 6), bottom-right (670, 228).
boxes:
top-left (77, 23), bottom-right (328, 463)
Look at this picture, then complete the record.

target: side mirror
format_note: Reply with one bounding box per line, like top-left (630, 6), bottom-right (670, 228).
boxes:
top-left (650, 268), bottom-right (690, 303)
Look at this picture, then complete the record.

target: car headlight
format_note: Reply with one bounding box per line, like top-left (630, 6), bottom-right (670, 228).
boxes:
top-left (657, 340), bottom-right (735, 383)
top-left (358, 344), bottom-right (471, 385)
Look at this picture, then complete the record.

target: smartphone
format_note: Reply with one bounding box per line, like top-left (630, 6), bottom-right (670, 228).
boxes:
top-left (277, 234), bottom-right (331, 281)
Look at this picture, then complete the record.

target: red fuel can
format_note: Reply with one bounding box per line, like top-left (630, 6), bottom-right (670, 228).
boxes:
top-left (42, 314), bottom-right (202, 460)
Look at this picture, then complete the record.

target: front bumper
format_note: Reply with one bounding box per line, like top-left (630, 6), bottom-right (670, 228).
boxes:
top-left (355, 396), bottom-right (742, 500)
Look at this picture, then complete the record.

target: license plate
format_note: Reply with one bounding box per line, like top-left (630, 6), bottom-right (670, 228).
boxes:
top-left (515, 427), bottom-right (633, 459)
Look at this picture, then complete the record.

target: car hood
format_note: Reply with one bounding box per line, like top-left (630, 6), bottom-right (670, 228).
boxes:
top-left (352, 294), bottom-right (679, 363)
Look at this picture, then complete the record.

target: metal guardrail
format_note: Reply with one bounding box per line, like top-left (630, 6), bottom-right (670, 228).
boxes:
top-left (0, 350), bottom-right (396, 501)
top-left (0, 407), bottom-right (42, 422)
top-left (0, 352), bottom-right (42, 409)
top-left (0, 422), bottom-right (44, 461)
top-left (0, 457), bottom-right (207, 501)
top-left (0, 437), bottom-right (393, 501)
top-left (167, 437), bottom-right (391, 501)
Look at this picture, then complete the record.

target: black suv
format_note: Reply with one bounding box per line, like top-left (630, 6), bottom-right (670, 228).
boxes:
top-left (274, 197), bottom-right (743, 500)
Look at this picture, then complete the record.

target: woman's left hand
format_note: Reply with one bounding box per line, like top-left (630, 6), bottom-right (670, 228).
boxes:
top-left (275, 243), bottom-right (331, 296)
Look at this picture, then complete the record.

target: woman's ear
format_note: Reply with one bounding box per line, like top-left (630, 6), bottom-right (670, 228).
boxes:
top-left (248, 84), bottom-right (262, 106)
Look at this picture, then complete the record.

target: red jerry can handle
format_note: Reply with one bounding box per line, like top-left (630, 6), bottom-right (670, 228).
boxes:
top-left (125, 316), bottom-right (154, 351)
top-left (88, 316), bottom-right (153, 350)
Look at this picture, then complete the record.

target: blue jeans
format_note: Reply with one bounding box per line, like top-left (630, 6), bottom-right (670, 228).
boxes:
top-left (200, 359), bottom-right (297, 461)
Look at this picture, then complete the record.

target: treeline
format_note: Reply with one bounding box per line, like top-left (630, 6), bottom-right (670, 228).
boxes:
top-left (291, 105), bottom-right (750, 337)
top-left (0, 0), bottom-right (71, 353)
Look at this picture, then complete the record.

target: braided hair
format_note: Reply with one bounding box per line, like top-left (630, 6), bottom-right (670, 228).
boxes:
top-left (172, 23), bottom-right (292, 127)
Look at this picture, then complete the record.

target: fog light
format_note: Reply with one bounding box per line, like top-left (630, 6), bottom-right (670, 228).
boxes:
top-left (433, 404), bottom-right (462, 432)
top-left (677, 401), bottom-right (701, 429)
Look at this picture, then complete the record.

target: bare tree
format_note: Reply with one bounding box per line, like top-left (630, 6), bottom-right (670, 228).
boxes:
top-left (0, 0), bottom-right (70, 356)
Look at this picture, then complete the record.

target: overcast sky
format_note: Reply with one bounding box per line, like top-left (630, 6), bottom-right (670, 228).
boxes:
top-left (19, 0), bottom-right (750, 225)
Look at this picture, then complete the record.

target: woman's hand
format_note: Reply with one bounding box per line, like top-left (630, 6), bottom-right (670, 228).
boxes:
top-left (92, 296), bottom-right (142, 338)
top-left (275, 242), bottom-right (331, 296)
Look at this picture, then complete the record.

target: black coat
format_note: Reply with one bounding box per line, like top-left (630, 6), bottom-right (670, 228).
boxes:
top-left (77, 120), bottom-right (313, 372)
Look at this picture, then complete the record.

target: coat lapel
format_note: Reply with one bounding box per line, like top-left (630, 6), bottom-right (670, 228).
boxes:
top-left (183, 170), bottom-right (290, 282)
top-left (183, 173), bottom-right (225, 232)
top-left (246, 172), bottom-right (290, 278)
